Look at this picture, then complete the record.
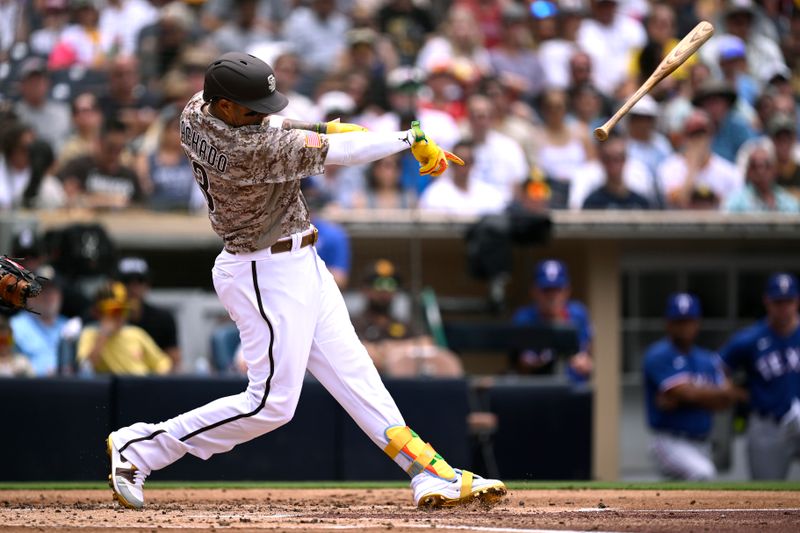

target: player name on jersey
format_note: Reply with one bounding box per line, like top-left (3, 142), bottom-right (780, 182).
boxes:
top-left (180, 120), bottom-right (228, 173)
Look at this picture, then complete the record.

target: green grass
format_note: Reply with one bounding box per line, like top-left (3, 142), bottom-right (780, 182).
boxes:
top-left (1, 480), bottom-right (799, 491)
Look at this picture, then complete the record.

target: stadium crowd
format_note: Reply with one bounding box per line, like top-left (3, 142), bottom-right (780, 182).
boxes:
top-left (0, 0), bottom-right (798, 213)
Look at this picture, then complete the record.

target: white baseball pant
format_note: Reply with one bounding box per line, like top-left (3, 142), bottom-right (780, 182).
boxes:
top-left (650, 432), bottom-right (716, 481)
top-left (747, 411), bottom-right (800, 480)
top-left (113, 231), bottom-right (409, 474)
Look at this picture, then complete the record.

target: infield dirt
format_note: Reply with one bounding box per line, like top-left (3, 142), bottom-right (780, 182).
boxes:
top-left (0, 488), bottom-right (798, 532)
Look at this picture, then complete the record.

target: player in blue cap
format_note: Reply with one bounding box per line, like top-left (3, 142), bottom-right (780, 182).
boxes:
top-left (720, 272), bottom-right (800, 479)
top-left (511, 259), bottom-right (593, 382)
top-left (643, 293), bottom-right (747, 480)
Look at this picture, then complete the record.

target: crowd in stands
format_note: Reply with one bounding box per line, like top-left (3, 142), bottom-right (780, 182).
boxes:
top-left (0, 0), bottom-right (797, 213)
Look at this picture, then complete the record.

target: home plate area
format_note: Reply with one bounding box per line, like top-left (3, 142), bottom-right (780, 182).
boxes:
top-left (0, 489), bottom-right (798, 532)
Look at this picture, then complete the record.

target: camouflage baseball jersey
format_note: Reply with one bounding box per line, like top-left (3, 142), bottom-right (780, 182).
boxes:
top-left (179, 92), bottom-right (329, 253)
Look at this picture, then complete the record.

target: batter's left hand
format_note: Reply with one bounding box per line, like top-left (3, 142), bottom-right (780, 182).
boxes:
top-left (410, 121), bottom-right (464, 177)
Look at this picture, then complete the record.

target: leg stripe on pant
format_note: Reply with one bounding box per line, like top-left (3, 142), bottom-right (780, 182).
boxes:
top-left (118, 430), bottom-right (167, 454)
top-left (178, 261), bottom-right (276, 443)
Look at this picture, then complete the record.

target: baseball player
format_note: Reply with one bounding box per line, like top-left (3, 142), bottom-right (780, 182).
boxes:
top-left (720, 273), bottom-right (800, 479)
top-left (644, 293), bottom-right (747, 480)
top-left (106, 52), bottom-right (506, 510)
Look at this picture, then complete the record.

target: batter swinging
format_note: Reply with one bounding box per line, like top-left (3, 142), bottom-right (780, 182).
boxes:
top-left (106, 52), bottom-right (506, 509)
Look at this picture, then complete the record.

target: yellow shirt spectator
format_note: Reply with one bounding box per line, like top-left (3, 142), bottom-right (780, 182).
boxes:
top-left (78, 324), bottom-right (172, 375)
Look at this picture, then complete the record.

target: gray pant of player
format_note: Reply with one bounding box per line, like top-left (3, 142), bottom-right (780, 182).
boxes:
top-left (747, 412), bottom-right (800, 480)
top-left (650, 432), bottom-right (716, 480)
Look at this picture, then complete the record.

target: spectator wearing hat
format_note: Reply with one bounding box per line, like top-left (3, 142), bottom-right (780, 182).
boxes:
top-left (464, 94), bottom-right (529, 204)
top-left (511, 259), bottom-right (593, 382)
top-left (9, 265), bottom-right (69, 376)
top-left (657, 110), bottom-right (743, 209)
top-left (77, 281), bottom-right (171, 375)
top-left (351, 259), bottom-right (462, 377)
top-left (136, 1), bottom-right (198, 87)
top-left (337, 27), bottom-right (392, 112)
top-left (720, 273), bottom-right (800, 479)
top-left (625, 95), bottom-right (673, 185)
top-left (534, 0), bottom-right (582, 90)
top-left (644, 293), bottom-right (747, 481)
top-left (576, 0), bottom-right (646, 97)
top-left (13, 56), bottom-right (72, 154)
top-left (418, 139), bottom-right (506, 216)
top-left (115, 257), bottom-right (181, 371)
top-left (0, 317), bottom-right (34, 377)
top-left (489, 3), bottom-right (545, 101)
top-left (376, 0), bottom-right (435, 66)
top-left (579, 136), bottom-right (652, 210)
top-left (724, 144), bottom-right (799, 213)
top-left (717, 34), bottom-right (759, 108)
top-left (692, 79), bottom-right (756, 163)
top-left (768, 114), bottom-right (800, 198)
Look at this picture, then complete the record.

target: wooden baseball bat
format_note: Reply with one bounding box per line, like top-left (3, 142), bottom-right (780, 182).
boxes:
top-left (593, 20), bottom-right (715, 142)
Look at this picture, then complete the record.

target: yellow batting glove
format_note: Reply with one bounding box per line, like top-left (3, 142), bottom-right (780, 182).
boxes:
top-left (325, 118), bottom-right (368, 134)
top-left (409, 121), bottom-right (464, 177)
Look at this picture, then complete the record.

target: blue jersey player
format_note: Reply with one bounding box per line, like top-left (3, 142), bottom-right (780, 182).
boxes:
top-left (720, 273), bottom-right (800, 479)
top-left (644, 293), bottom-right (747, 480)
top-left (512, 259), bottom-right (593, 382)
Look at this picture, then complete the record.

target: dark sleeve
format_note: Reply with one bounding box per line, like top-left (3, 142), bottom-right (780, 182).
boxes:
top-left (582, 190), bottom-right (603, 209)
top-left (719, 330), bottom-right (750, 373)
top-left (124, 166), bottom-right (146, 202)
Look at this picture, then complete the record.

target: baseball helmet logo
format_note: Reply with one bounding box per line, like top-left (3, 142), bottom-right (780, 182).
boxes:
top-left (267, 74), bottom-right (276, 93)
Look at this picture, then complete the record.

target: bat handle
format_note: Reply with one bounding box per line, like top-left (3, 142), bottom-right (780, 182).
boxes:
top-left (593, 126), bottom-right (610, 142)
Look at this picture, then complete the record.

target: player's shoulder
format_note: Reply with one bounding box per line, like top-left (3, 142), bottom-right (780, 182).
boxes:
top-left (728, 320), bottom-right (769, 347)
top-left (566, 300), bottom-right (590, 319)
top-left (512, 304), bottom-right (538, 323)
top-left (644, 338), bottom-right (674, 363)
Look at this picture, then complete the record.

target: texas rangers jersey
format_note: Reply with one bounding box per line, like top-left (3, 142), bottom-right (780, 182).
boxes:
top-left (643, 339), bottom-right (725, 439)
top-left (720, 320), bottom-right (800, 420)
top-left (179, 92), bottom-right (329, 253)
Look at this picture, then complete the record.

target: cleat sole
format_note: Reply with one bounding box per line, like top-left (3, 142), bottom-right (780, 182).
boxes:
top-left (417, 484), bottom-right (507, 510)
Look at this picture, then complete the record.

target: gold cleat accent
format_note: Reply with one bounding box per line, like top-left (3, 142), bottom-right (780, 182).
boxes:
top-left (418, 484), bottom-right (508, 509)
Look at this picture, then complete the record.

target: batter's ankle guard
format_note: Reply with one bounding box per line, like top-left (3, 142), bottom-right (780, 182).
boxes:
top-left (383, 425), bottom-right (456, 479)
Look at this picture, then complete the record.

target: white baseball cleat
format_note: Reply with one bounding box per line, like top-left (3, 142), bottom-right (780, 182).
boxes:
top-left (411, 468), bottom-right (507, 509)
top-left (106, 433), bottom-right (147, 509)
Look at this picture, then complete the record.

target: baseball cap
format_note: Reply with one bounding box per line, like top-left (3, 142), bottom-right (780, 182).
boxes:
top-left (19, 56), bottom-right (47, 79)
top-left (765, 273), bottom-right (799, 300)
top-left (94, 281), bottom-right (130, 315)
top-left (317, 91), bottom-right (356, 117)
top-left (203, 52), bottom-right (288, 114)
top-left (724, 0), bottom-right (755, 18)
top-left (117, 256), bottom-right (150, 282)
top-left (628, 95), bottom-right (659, 118)
top-left (386, 67), bottom-right (423, 92)
top-left (530, 0), bottom-right (558, 19)
top-left (767, 113), bottom-right (796, 136)
top-left (534, 259), bottom-right (569, 289)
top-left (365, 259), bottom-right (400, 291)
top-left (718, 35), bottom-right (746, 62)
top-left (665, 293), bottom-right (701, 320)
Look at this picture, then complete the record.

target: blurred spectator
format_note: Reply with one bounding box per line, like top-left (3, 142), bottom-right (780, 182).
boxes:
top-left (134, 111), bottom-right (204, 211)
top-left (50, 0), bottom-right (107, 68)
top-left (377, 0), bottom-right (434, 66)
top-left (707, 0), bottom-right (788, 83)
top-left (576, 0), bottom-right (646, 97)
top-left (507, 166), bottom-right (560, 213)
top-left (625, 95), bottom-right (673, 192)
top-left (116, 257), bottom-right (181, 371)
top-left (212, 0), bottom-right (272, 54)
top-left (354, 154), bottom-right (411, 209)
top-left (98, 0), bottom-right (158, 58)
top-left (534, 0), bottom-right (582, 90)
top-left (58, 92), bottom-right (102, 168)
top-left (265, 51), bottom-right (320, 123)
top-left (282, 0), bottom-right (351, 88)
top-left (13, 57), bottom-right (72, 154)
top-left (464, 94), bottom-right (528, 203)
top-left (0, 122), bottom-right (64, 209)
top-left (11, 228), bottom-right (47, 271)
top-left (767, 114), bottom-right (800, 199)
top-left (10, 265), bottom-right (68, 376)
top-left (202, 0), bottom-right (289, 34)
top-left (0, 0), bottom-right (25, 60)
top-left (657, 110), bottom-right (742, 209)
top-left (489, 2), bottom-right (544, 100)
top-left (0, 316), bottom-right (34, 377)
top-left (569, 83), bottom-right (605, 132)
top-left (478, 76), bottom-right (540, 168)
top-left (337, 28), bottom-right (393, 113)
top-left (57, 119), bottom-right (144, 209)
top-left (30, 0), bottom-right (71, 58)
top-left (137, 1), bottom-right (197, 87)
top-left (415, 4), bottom-right (491, 81)
top-left (418, 139), bottom-right (506, 216)
top-left (77, 281), bottom-right (171, 375)
top-left (644, 293), bottom-right (746, 481)
top-left (720, 273), bottom-right (800, 480)
top-left (97, 55), bottom-right (158, 137)
top-left (692, 79), bottom-right (756, 162)
top-left (457, 0), bottom-right (504, 49)
top-left (534, 88), bottom-right (593, 187)
top-left (580, 136), bottom-right (651, 210)
top-left (512, 259), bottom-right (593, 383)
top-left (631, 3), bottom-right (684, 101)
top-left (417, 62), bottom-right (467, 123)
top-left (717, 35), bottom-right (759, 108)
top-left (724, 144), bottom-right (799, 213)
top-left (661, 61), bottom-right (713, 146)
top-left (351, 259), bottom-right (462, 377)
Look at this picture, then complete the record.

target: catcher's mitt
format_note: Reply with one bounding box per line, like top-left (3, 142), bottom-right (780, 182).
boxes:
top-left (0, 256), bottom-right (44, 312)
